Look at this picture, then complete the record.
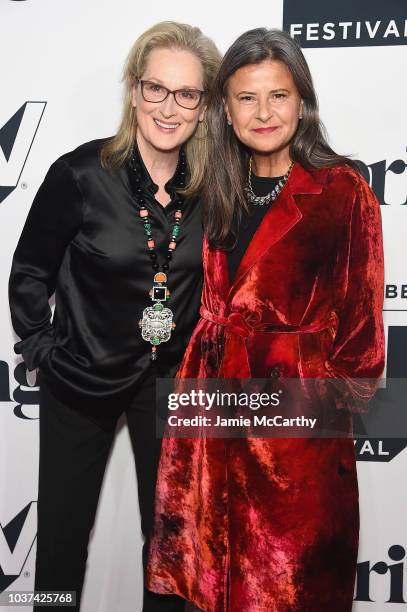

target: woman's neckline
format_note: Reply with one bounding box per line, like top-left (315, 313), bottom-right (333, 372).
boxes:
top-left (251, 173), bottom-right (284, 182)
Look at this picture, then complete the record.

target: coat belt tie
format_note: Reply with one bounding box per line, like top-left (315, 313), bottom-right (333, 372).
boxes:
top-left (199, 306), bottom-right (337, 378)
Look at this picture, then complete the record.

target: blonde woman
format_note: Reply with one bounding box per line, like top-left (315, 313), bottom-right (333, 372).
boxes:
top-left (9, 21), bottom-right (220, 612)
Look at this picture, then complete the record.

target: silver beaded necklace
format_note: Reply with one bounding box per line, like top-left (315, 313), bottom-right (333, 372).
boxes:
top-left (244, 157), bottom-right (294, 206)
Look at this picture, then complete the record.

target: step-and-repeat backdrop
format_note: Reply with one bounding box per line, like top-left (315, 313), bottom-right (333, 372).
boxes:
top-left (1, 0), bottom-right (406, 610)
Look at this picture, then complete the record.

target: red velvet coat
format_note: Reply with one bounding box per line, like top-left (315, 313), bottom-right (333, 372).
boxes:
top-left (146, 163), bottom-right (385, 612)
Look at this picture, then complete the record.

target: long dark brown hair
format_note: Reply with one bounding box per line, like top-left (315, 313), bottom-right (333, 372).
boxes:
top-left (204, 28), bottom-right (359, 249)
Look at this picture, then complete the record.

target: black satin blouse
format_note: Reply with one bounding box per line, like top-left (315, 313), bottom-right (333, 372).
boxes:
top-left (8, 138), bottom-right (203, 407)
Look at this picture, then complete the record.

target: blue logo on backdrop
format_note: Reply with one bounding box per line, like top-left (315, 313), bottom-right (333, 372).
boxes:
top-left (283, 0), bottom-right (407, 48)
top-left (0, 102), bottom-right (46, 204)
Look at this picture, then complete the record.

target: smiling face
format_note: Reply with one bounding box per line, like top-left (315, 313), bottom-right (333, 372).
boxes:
top-left (132, 47), bottom-right (205, 154)
top-left (224, 59), bottom-right (302, 162)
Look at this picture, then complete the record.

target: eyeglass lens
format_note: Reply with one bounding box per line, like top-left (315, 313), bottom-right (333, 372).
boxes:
top-left (141, 81), bottom-right (201, 109)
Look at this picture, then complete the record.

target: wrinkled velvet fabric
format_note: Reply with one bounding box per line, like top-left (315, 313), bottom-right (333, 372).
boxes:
top-left (146, 164), bottom-right (385, 612)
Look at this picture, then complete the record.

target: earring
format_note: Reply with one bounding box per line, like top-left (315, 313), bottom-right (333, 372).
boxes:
top-left (227, 119), bottom-right (232, 126)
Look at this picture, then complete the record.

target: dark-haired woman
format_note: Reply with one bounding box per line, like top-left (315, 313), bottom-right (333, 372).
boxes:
top-left (9, 22), bottom-right (221, 612)
top-left (147, 28), bottom-right (385, 612)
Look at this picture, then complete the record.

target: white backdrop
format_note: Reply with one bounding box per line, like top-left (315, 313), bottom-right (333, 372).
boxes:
top-left (1, 1), bottom-right (406, 610)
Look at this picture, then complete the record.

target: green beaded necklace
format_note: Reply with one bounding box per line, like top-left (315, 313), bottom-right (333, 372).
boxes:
top-left (130, 147), bottom-right (186, 360)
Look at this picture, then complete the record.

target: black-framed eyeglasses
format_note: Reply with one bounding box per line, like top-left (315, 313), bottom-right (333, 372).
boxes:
top-left (139, 80), bottom-right (205, 110)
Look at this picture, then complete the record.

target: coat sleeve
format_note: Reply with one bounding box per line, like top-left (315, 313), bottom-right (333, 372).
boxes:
top-left (8, 159), bottom-right (83, 371)
top-left (324, 172), bottom-right (385, 410)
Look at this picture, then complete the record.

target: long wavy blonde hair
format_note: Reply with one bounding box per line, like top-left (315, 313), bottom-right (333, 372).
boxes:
top-left (101, 21), bottom-right (221, 195)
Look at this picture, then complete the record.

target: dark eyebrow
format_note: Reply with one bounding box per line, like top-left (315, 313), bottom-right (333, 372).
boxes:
top-left (236, 88), bottom-right (290, 95)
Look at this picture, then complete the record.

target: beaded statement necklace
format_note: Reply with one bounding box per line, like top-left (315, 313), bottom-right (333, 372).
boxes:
top-left (244, 157), bottom-right (294, 206)
top-left (129, 147), bottom-right (186, 360)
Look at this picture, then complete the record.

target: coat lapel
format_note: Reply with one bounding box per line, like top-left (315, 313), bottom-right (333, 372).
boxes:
top-left (227, 163), bottom-right (323, 296)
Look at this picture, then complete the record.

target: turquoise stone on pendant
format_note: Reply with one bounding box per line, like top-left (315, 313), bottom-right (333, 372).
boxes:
top-left (151, 336), bottom-right (160, 345)
top-left (153, 303), bottom-right (164, 312)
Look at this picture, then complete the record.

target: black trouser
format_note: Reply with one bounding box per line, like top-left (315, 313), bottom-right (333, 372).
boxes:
top-left (34, 371), bottom-right (185, 612)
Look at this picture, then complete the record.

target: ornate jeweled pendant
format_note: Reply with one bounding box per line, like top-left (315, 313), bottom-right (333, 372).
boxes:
top-left (139, 272), bottom-right (176, 360)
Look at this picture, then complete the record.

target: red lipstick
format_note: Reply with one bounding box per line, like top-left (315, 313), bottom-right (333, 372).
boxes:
top-left (253, 127), bottom-right (279, 134)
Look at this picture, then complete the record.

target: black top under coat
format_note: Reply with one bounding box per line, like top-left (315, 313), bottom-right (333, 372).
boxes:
top-left (8, 138), bottom-right (204, 408)
top-left (227, 174), bottom-right (282, 283)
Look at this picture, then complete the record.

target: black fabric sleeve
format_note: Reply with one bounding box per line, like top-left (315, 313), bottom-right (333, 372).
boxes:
top-left (8, 159), bottom-right (83, 371)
